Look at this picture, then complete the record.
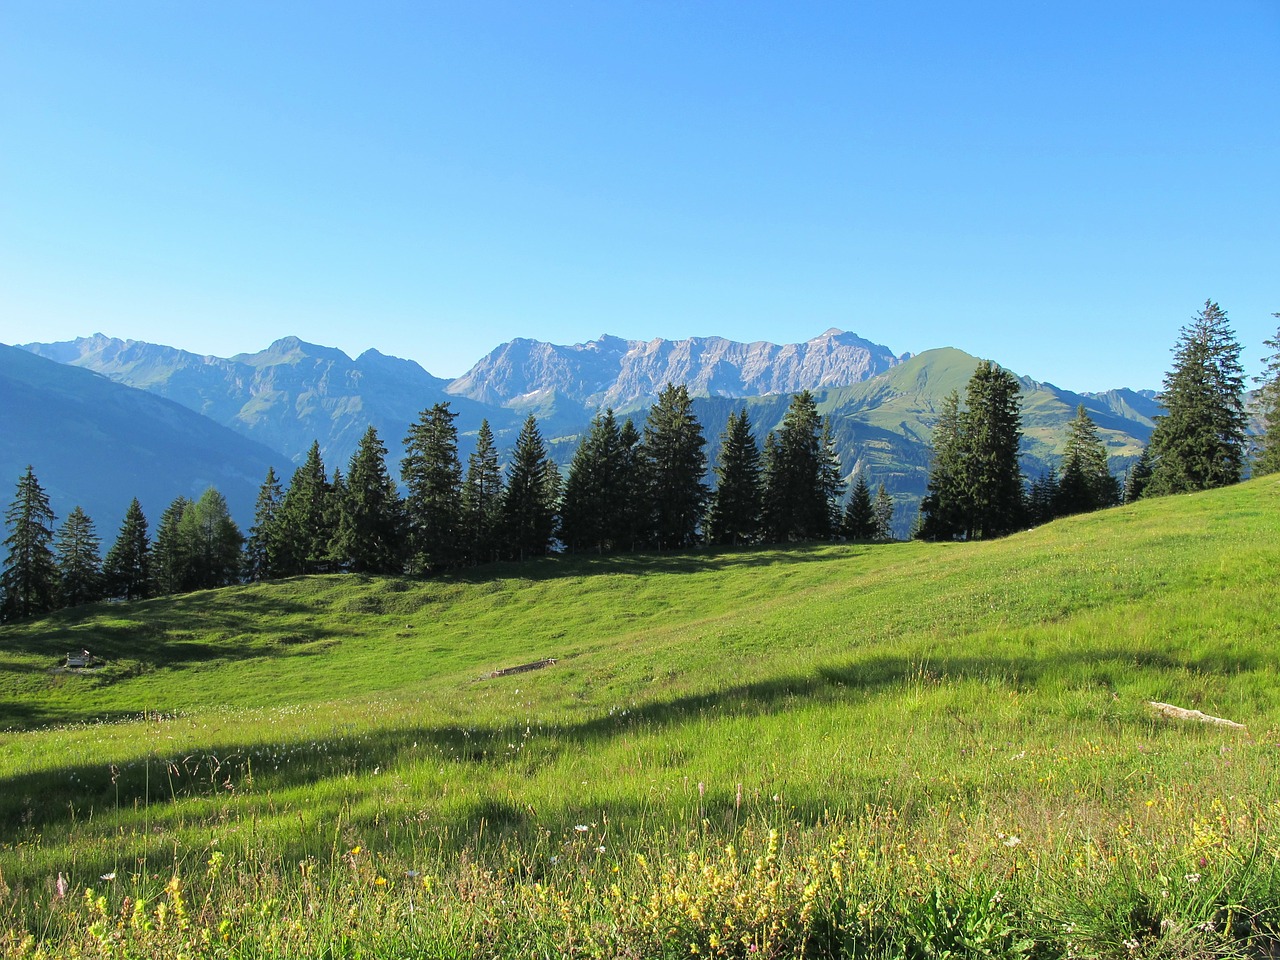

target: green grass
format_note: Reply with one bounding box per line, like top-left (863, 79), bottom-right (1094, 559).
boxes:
top-left (1, 477), bottom-right (1278, 958)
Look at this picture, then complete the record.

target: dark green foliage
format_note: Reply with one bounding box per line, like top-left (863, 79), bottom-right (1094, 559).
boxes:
top-left (917, 390), bottom-right (967, 541)
top-left (1054, 405), bottom-right (1120, 516)
top-left (55, 506), bottom-right (102, 607)
top-left (615, 418), bottom-right (648, 552)
top-left (461, 420), bottom-right (504, 566)
top-left (1026, 468), bottom-right (1060, 526)
top-left (333, 426), bottom-right (404, 574)
top-left (1, 466), bottom-right (58, 621)
top-left (501, 415), bottom-right (559, 560)
top-left (151, 496), bottom-right (191, 595)
top-left (1147, 300), bottom-right (1247, 495)
top-left (178, 488), bottom-right (244, 590)
top-left (960, 361), bottom-right (1024, 539)
top-left (401, 404), bottom-right (464, 573)
top-left (1123, 449), bottom-right (1153, 503)
top-left (762, 391), bottom-right (840, 542)
top-left (1254, 314), bottom-right (1280, 477)
top-left (640, 384), bottom-right (709, 550)
top-left (842, 474), bottom-right (876, 540)
top-left (707, 409), bottom-right (763, 546)
top-left (244, 468), bottom-right (284, 581)
top-left (819, 419), bottom-right (846, 536)
top-left (102, 498), bottom-right (151, 600)
top-left (276, 442), bottom-right (336, 575)
top-left (560, 409), bottom-right (630, 553)
top-left (873, 482), bottom-right (895, 542)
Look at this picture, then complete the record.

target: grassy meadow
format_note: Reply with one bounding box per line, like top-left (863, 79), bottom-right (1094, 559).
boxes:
top-left (1, 476), bottom-right (1278, 958)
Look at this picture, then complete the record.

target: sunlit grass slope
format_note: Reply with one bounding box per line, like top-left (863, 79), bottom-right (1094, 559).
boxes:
top-left (1, 476), bottom-right (1278, 958)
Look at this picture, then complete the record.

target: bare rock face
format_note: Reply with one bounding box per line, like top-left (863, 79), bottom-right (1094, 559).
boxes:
top-left (448, 329), bottom-right (908, 410)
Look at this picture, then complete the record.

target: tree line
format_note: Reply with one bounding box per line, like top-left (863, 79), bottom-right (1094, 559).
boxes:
top-left (4, 301), bottom-right (1277, 622)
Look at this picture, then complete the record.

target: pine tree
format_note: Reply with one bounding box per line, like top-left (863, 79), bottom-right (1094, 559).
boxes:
top-left (872, 483), bottom-right (895, 542)
top-left (1055, 405), bottom-right (1120, 516)
top-left (960, 360), bottom-right (1024, 539)
top-left (501, 415), bottom-right (559, 560)
top-left (245, 468), bottom-right (284, 581)
top-left (1254, 313), bottom-right (1280, 476)
top-left (1026, 468), bottom-right (1060, 526)
top-left (917, 390), bottom-right (968, 541)
top-left (276, 442), bottom-right (335, 575)
top-left (1146, 300), bottom-right (1247, 495)
top-left (1123, 449), bottom-right (1154, 503)
top-left (461, 419), bottom-right (504, 564)
top-left (55, 506), bottom-right (103, 607)
top-left (1, 466), bottom-right (59, 621)
top-left (151, 496), bottom-right (191, 595)
top-left (762, 391), bottom-right (837, 542)
top-left (560, 409), bottom-right (628, 553)
top-left (179, 488), bottom-right (244, 589)
top-left (707, 409), bottom-right (763, 546)
top-left (841, 474), bottom-right (876, 540)
top-left (819, 418), bottom-right (847, 536)
top-left (616, 418), bottom-right (648, 552)
top-left (334, 426), bottom-right (404, 574)
top-left (641, 384), bottom-right (709, 550)
top-left (102, 499), bottom-right (150, 600)
top-left (401, 404), bottom-right (464, 573)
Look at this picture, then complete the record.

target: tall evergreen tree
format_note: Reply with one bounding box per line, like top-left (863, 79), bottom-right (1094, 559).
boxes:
top-left (1146, 300), bottom-right (1247, 495)
top-left (102, 498), bottom-right (150, 600)
top-left (560, 409), bottom-right (628, 553)
top-left (1123, 449), bottom-right (1154, 503)
top-left (640, 384), bottom-right (709, 550)
top-left (179, 488), bottom-right (244, 590)
top-left (461, 419), bottom-right (504, 565)
top-left (334, 426), bottom-right (404, 574)
top-left (615, 418), bottom-right (648, 552)
top-left (819, 418), bottom-right (847, 536)
top-left (841, 474), bottom-right (876, 541)
top-left (1, 467), bottom-right (58, 621)
top-left (402, 404), bottom-right (464, 573)
top-left (707, 409), bottom-right (763, 546)
top-left (960, 360), bottom-right (1024, 540)
top-left (1055, 405), bottom-right (1120, 516)
top-left (501, 415), bottom-right (559, 560)
top-left (1254, 313), bottom-right (1280, 477)
top-left (872, 483), bottom-right (895, 542)
top-left (276, 442), bottom-right (335, 575)
top-left (1026, 468), bottom-right (1060, 526)
top-left (917, 390), bottom-right (967, 541)
top-left (244, 468), bottom-right (284, 581)
top-left (151, 495), bottom-right (191, 595)
top-left (762, 391), bottom-right (838, 541)
top-left (55, 506), bottom-right (103, 607)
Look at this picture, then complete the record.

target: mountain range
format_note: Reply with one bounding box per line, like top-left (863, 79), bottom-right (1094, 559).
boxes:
top-left (10, 330), bottom-right (1160, 538)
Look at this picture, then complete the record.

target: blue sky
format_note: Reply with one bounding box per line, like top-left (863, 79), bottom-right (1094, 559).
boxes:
top-left (1, 1), bottom-right (1277, 391)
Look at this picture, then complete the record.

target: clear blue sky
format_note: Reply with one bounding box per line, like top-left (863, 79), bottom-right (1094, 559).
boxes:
top-left (2, 1), bottom-right (1277, 391)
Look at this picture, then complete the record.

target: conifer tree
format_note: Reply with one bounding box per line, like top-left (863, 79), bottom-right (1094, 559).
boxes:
top-left (1123, 449), bottom-right (1154, 503)
top-left (1055, 405), bottom-right (1120, 516)
top-left (1146, 300), bottom-right (1247, 495)
top-left (872, 482), bottom-right (895, 542)
top-left (841, 474), bottom-right (876, 540)
top-left (501, 415), bottom-right (559, 560)
top-left (1, 466), bottom-right (58, 621)
top-left (151, 495), bottom-right (191, 595)
top-left (707, 409), bottom-right (763, 546)
top-left (1026, 468), bottom-right (1060, 526)
top-left (179, 488), bottom-right (244, 589)
top-left (1254, 313), bottom-right (1280, 476)
top-left (916, 390), bottom-right (967, 541)
top-left (560, 409), bottom-right (628, 553)
top-left (55, 506), bottom-right (103, 607)
top-left (960, 360), bottom-right (1024, 539)
top-left (615, 418), bottom-right (648, 552)
top-left (102, 498), bottom-right (150, 600)
top-left (819, 418), bottom-right (847, 535)
top-left (276, 442), bottom-right (335, 575)
top-left (461, 419), bottom-right (504, 565)
top-left (402, 404), bottom-right (464, 573)
top-left (245, 468), bottom-right (283, 581)
top-left (334, 426), bottom-right (404, 574)
top-left (762, 391), bottom-right (838, 541)
top-left (641, 385), bottom-right (709, 550)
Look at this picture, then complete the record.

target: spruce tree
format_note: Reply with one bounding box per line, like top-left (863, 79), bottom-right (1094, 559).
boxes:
top-left (819, 418), bottom-right (847, 536)
top-left (1254, 313), bottom-right (1280, 476)
top-left (1026, 468), bottom-right (1060, 526)
top-left (1146, 300), bottom-right (1247, 495)
top-left (151, 495), bottom-right (191, 595)
top-left (402, 404), bottom-right (464, 573)
top-left (640, 384), bottom-right (709, 550)
top-left (560, 409), bottom-right (628, 553)
top-left (55, 506), bottom-right (103, 607)
top-left (841, 474), bottom-right (876, 540)
top-left (762, 391), bottom-right (837, 542)
top-left (616, 418), bottom-right (648, 552)
top-left (917, 390), bottom-right (967, 541)
top-left (334, 426), bottom-right (404, 574)
top-left (872, 483), bottom-right (895, 542)
top-left (1055, 405), bottom-right (1120, 516)
top-left (102, 498), bottom-right (151, 600)
top-left (276, 442), bottom-right (335, 575)
top-left (179, 488), bottom-right (244, 589)
top-left (707, 409), bottom-right (763, 546)
top-left (1123, 449), bottom-right (1154, 503)
top-left (960, 360), bottom-right (1024, 539)
top-left (1, 467), bottom-right (58, 621)
top-left (245, 468), bottom-right (284, 581)
top-left (461, 419), bottom-right (504, 564)
top-left (501, 415), bottom-right (559, 560)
